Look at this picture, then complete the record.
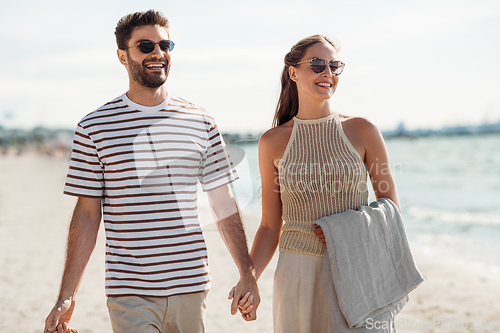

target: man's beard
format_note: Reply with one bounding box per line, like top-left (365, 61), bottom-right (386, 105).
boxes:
top-left (126, 51), bottom-right (170, 88)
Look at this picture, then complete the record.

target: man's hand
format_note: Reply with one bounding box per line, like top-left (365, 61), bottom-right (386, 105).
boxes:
top-left (207, 184), bottom-right (261, 320)
top-left (228, 277), bottom-right (260, 321)
top-left (44, 297), bottom-right (76, 332)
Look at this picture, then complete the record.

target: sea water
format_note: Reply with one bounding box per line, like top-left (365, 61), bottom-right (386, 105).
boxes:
top-left (387, 134), bottom-right (500, 272)
top-left (228, 133), bottom-right (500, 273)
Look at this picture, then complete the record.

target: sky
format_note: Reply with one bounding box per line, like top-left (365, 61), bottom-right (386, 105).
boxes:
top-left (1, 0), bottom-right (500, 134)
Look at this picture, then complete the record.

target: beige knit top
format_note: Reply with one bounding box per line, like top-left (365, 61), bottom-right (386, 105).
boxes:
top-left (278, 112), bottom-right (369, 256)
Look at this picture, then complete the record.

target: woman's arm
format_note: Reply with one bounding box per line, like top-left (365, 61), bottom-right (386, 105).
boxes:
top-left (228, 128), bottom-right (288, 317)
top-left (250, 130), bottom-right (285, 280)
top-left (359, 118), bottom-right (401, 211)
top-left (227, 130), bottom-right (285, 318)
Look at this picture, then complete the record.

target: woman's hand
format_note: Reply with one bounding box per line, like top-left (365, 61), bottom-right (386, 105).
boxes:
top-left (228, 287), bottom-right (254, 320)
top-left (312, 224), bottom-right (326, 244)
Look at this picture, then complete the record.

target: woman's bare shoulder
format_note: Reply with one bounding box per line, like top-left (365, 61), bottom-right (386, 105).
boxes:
top-left (259, 120), bottom-right (294, 162)
top-left (338, 113), bottom-right (380, 137)
top-left (339, 113), bottom-right (376, 126)
top-left (260, 120), bottom-right (294, 145)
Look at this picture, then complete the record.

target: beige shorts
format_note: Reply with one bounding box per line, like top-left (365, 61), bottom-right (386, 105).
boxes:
top-left (106, 291), bottom-right (208, 333)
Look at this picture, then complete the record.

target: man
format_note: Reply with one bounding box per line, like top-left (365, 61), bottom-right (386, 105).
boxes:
top-left (44, 9), bottom-right (259, 333)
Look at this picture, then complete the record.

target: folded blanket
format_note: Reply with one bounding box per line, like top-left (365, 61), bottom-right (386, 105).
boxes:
top-left (316, 198), bottom-right (424, 329)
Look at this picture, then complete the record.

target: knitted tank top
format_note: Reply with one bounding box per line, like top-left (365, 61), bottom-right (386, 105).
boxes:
top-left (278, 112), bottom-right (369, 256)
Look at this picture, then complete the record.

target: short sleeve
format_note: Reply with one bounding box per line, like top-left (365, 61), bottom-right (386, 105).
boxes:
top-left (63, 124), bottom-right (104, 198)
top-left (198, 125), bottom-right (238, 191)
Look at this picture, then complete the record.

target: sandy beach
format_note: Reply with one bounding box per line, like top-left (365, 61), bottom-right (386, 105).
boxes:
top-left (0, 151), bottom-right (499, 333)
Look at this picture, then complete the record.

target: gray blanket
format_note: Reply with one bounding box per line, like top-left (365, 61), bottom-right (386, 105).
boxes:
top-left (316, 198), bottom-right (424, 329)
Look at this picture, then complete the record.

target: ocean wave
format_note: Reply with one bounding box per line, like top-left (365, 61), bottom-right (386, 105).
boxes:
top-left (406, 206), bottom-right (500, 228)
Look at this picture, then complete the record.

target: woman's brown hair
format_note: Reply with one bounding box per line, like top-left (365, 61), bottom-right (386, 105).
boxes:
top-left (272, 35), bottom-right (340, 127)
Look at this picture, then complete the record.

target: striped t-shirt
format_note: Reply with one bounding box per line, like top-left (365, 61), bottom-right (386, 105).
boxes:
top-left (63, 92), bottom-right (238, 297)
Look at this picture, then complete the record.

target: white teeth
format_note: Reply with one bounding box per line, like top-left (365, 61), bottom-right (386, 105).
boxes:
top-left (316, 83), bottom-right (332, 87)
top-left (146, 64), bottom-right (164, 68)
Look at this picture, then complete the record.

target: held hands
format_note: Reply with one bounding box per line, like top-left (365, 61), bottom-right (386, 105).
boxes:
top-left (44, 297), bottom-right (76, 333)
top-left (227, 277), bottom-right (260, 321)
top-left (228, 289), bottom-right (254, 320)
top-left (312, 224), bottom-right (326, 244)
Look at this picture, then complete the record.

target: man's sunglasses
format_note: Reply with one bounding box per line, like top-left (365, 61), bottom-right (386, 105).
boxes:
top-left (294, 58), bottom-right (345, 76)
top-left (128, 40), bottom-right (175, 54)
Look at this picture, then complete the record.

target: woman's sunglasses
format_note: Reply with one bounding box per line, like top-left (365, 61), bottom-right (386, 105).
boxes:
top-left (294, 58), bottom-right (345, 76)
top-left (128, 40), bottom-right (175, 54)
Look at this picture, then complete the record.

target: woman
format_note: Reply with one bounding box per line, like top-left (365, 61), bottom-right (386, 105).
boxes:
top-left (241, 35), bottom-right (401, 332)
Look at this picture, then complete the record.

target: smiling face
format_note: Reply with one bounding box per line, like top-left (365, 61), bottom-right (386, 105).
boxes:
top-left (118, 25), bottom-right (171, 89)
top-left (289, 42), bottom-right (340, 103)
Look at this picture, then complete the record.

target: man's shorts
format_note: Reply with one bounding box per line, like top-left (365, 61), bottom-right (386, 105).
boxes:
top-left (107, 291), bottom-right (208, 333)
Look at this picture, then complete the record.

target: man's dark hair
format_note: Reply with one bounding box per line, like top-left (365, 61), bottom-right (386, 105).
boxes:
top-left (115, 10), bottom-right (169, 50)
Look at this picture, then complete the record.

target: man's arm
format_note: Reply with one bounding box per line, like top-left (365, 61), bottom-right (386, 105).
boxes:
top-left (44, 196), bottom-right (102, 332)
top-left (206, 184), bottom-right (260, 321)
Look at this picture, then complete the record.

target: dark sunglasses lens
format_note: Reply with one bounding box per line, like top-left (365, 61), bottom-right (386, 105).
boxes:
top-left (329, 62), bottom-right (340, 74)
top-left (138, 41), bottom-right (155, 53)
top-left (310, 59), bottom-right (326, 73)
top-left (333, 62), bottom-right (344, 75)
top-left (159, 40), bottom-right (174, 52)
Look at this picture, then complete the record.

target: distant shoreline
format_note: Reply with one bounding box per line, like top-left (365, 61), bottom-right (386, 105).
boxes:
top-left (1, 123), bottom-right (499, 148)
